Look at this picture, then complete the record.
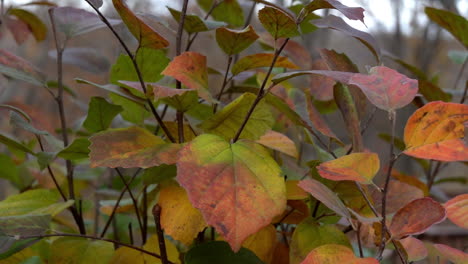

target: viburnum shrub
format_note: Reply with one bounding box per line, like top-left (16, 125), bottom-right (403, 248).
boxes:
top-left (0, 0), bottom-right (466, 263)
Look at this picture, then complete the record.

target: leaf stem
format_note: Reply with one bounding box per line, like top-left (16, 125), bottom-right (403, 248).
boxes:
top-left (152, 204), bottom-right (169, 264)
top-left (83, 0), bottom-right (175, 143)
top-left (233, 38), bottom-right (290, 142)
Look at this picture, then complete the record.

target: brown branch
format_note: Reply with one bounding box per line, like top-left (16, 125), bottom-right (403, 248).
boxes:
top-left (152, 204), bottom-right (169, 264)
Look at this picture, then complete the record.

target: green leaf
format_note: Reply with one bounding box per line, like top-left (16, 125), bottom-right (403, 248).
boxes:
top-left (0, 237), bottom-right (41, 260)
top-left (290, 218), bottom-right (351, 264)
top-left (10, 111), bottom-right (48, 135)
top-left (425, 7), bottom-right (468, 48)
top-left (109, 93), bottom-right (149, 124)
top-left (418, 80), bottom-right (452, 102)
top-left (168, 7), bottom-right (226, 33)
top-left (142, 164), bottom-right (177, 185)
top-left (177, 134), bottom-right (286, 251)
top-left (8, 8), bottom-right (47, 41)
top-left (0, 189), bottom-right (73, 217)
top-left (258, 6), bottom-right (299, 39)
top-left (110, 48), bottom-right (170, 91)
top-left (0, 134), bottom-right (34, 155)
top-left (89, 126), bottom-right (180, 168)
top-left (0, 49), bottom-right (46, 87)
top-left (197, 0), bottom-right (244, 27)
top-left (199, 93), bottom-right (274, 140)
top-left (83, 97), bottom-right (123, 133)
top-left (57, 138), bottom-right (90, 161)
top-left (0, 154), bottom-right (21, 189)
top-left (185, 241), bottom-right (263, 264)
top-left (162, 91), bottom-right (199, 112)
top-left (0, 214), bottom-right (51, 237)
top-left (215, 26), bottom-right (259, 55)
top-left (75, 78), bottom-right (145, 104)
top-left (36, 152), bottom-right (56, 171)
top-left (231, 53), bottom-right (298, 76)
top-left (49, 237), bottom-right (114, 264)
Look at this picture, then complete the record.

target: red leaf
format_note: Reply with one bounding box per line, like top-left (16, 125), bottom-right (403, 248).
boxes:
top-left (300, 244), bottom-right (378, 264)
top-left (432, 243), bottom-right (468, 264)
top-left (389, 197), bottom-right (446, 239)
top-left (445, 194), bottom-right (468, 229)
top-left (309, 59), bottom-right (336, 101)
top-left (371, 180), bottom-right (424, 215)
top-left (162, 52), bottom-right (212, 102)
top-left (400, 237), bottom-right (428, 262)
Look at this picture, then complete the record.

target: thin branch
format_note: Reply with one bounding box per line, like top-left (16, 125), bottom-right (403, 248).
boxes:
top-left (115, 168), bottom-right (144, 242)
top-left (357, 223), bottom-right (363, 258)
top-left (15, 233), bottom-right (172, 263)
top-left (152, 205), bottom-right (169, 264)
top-left (100, 169), bottom-right (141, 238)
top-left (233, 38), bottom-right (290, 142)
top-left (213, 56), bottom-right (233, 112)
top-left (142, 185), bottom-right (148, 243)
top-left (185, 0), bottom-right (221, 51)
top-left (455, 57), bottom-right (467, 103)
top-left (83, 0), bottom-right (175, 142)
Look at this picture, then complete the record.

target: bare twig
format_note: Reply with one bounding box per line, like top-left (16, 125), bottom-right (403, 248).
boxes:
top-left (213, 56), bottom-right (233, 112)
top-left (152, 205), bottom-right (169, 264)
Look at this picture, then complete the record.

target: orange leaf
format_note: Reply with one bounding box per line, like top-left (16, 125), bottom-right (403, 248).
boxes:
top-left (231, 53), bottom-right (298, 75)
top-left (176, 134), bottom-right (286, 251)
top-left (162, 51), bottom-right (212, 102)
top-left (300, 244), bottom-right (379, 264)
top-left (404, 101), bottom-right (468, 161)
top-left (89, 127), bottom-right (180, 168)
top-left (400, 237), bottom-right (428, 262)
top-left (158, 181), bottom-right (207, 246)
top-left (256, 130), bottom-right (298, 158)
top-left (316, 153), bottom-right (380, 184)
top-left (112, 0), bottom-right (168, 49)
top-left (445, 194), bottom-right (468, 229)
top-left (432, 243), bottom-right (468, 264)
top-left (389, 197), bottom-right (446, 239)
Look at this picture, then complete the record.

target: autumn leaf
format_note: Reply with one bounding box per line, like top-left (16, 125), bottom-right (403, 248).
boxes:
top-left (176, 134), bottom-right (286, 251)
top-left (403, 101), bottom-right (468, 161)
top-left (256, 130), bottom-right (298, 158)
top-left (286, 180), bottom-right (309, 200)
top-left (112, 0), bottom-right (169, 49)
top-left (8, 8), bottom-right (47, 41)
top-left (304, 0), bottom-right (365, 23)
top-left (89, 126), bottom-right (180, 168)
top-left (389, 197), bottom-right (446, 239)
top-left (432, 243), bottom-right (468, 264)
top-left (0, 49), bottom-right (46, 87)
top-left (231, 53), bottom-right (298, 76)
top-left (400, 237), bottom-right (428, 262)
top-left (316, 153), bottom-right (380, 184)
top-left (371, 180), bottom-right (424, 215)
top-left (216, 26), bottom-right (259, 55)
top-left (308, 59), bottom-right (336, 101)
top-left (162, 51), bottom-right (213, 102)
top-left (444, 194), bottom-right (468, 229)
top-left (49, 237), bottom-right (114, 264)
top-left (425, 7), bottom-right (468, 48)
top-left (242, 225), bottom-right (277, 263)
top-left (110, 235), bottom-right (180, 263)
top-left (158, 181), bottom-right (207, 246)
top-left (300, 244), bottom-right (379, 264)
top-left (258, 6), bottom-right (299, 39)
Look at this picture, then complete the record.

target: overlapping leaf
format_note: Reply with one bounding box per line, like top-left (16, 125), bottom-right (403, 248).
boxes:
top-left (113, 0), bottom-right (168, 49)
top-left (232, 53), bottom-right (298, 76)
top-left (83, 97), bottom-right (122, 133)
top-left (158, 181), bottom-right (207, 246)
top-left (197, 0), bottom-right (244, 27)
top-left (425, 7), bottom-right (468, 48)
top-left (304, 0), bottom-right (365, 23)
top-left (162, 51), bottom-right (212, 102)
top-left (168, 7), bottom-right (225, 33)
top-left (258, 6), bottom-right (299, 39)
top-left (89, 126), bottom-right (180, 168)
top-left (316, 153), bottom-right (380, 184)
top-left (256, 130), bottom-right (298, 158)
top-left (216, 26), bottom-right (259, 55)
top-left (199, 93), bottom-right (274, 140)
top-left (49, 237), bottom-right (114, 264)
top-left (176, 134), bottom-right (286, 251)
top-left (404, 101), bottom-right (468, 161)
top-left (371, 180), bottom-right (424, 215)
top-left (389, 197), bottom-right (446, 239)
top-left (301, 244), bottom-right (378, 264)
top-left (8, 8), bottom-right (47, 41)
top-left (400, 237), bottom-right (428, 262)
top-left (0, 49), bottom-right (46, 87)
top-left (444, 194), bottom-right (468, 229)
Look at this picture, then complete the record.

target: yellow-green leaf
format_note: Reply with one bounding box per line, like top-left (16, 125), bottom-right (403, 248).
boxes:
top-left (316, 153), bottom-right (380, 184)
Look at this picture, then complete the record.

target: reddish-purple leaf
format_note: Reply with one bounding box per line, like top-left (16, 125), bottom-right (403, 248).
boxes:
top-left (0, 49), bottom-right (46, 86)
top-left (216, 25), bottom-right (259, 55)
top-left (5, 17), bottom-right (30, 44)
top-left (371, 180), bottom-right (424, 215)
top-left (311, 15), bottom-right (380, 61)
top-left (309, 59), bottom-right (336, 101)
top-left (306, 90), bottom-right (339, 141)
top-left (305, 0), bottom-right (365, 23)
top-left (400, 237), bottom-right (428, 262)
top-left (389, 197), bottom-right (446, 239)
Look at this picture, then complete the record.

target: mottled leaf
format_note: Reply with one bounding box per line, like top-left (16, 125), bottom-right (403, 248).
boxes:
top-left (311, 15), bottom-right (380, 61)
top-left (300, 244), bottom-right (379, 264)
top-left (445, 194), bottom-right (468, 229)
top-left (113, 0), bottom-right (168, 49)
top-left (168, 7), bottom-right (225, 33)
top-left (0, 189), bottom-right (73, 217)
top-left (185, 241), bottom-right (262, 264)
top-left (298, 178), bottom-right (351, 219)
top-left (197, 0), bottom-right (244, 27)
top-left (83, 97), bottom-right (123, 133)
top-left (216, 26), bottom-right (259, 55)
top-left (256, 130), bottom-right (298, 158)
top-left (404, 101), bottom-right (468, 161)
top-left (177, 134), bottom-right (286, 251)
top-left (242, 225), bottom-right (276, 263)
top-left (400, 237), bottom-right (428, 262)
top-left (389, 197), bottom-right (446, 239)
top-left (232, 53), bottom-right (298, 76)
top-left (316, 152), bottom-right (380, 184)
top-left (199, 93), bottom-right (274, 140)
top-left (425, 7), bottom-right (468, 48)
top-left (290, 218), bottom-right (351, 264)
top-left (304, 0), bottom-right (365, 23)
top-left (57, 138), bottom-right (90, 161)
top-left (158, 181), bottom-right (207, 246)
top-left (0, 49), bottom-right (46, 87)
top-left (162, 52), bottom-right (212, 102)
top-left (89, 126), bottom-right (180, 168)
top-left (432, 243), bottom-right (468, 264)
top-left (8, 8), bottom-right (46, 41)
top-left (258, 6), bottom-right (299, 39)
top-left (49, 237), bottom-right (114, 264)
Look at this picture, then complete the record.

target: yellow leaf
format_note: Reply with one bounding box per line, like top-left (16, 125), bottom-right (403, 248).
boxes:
top-left (242, 225), bottom-right (277, 263)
